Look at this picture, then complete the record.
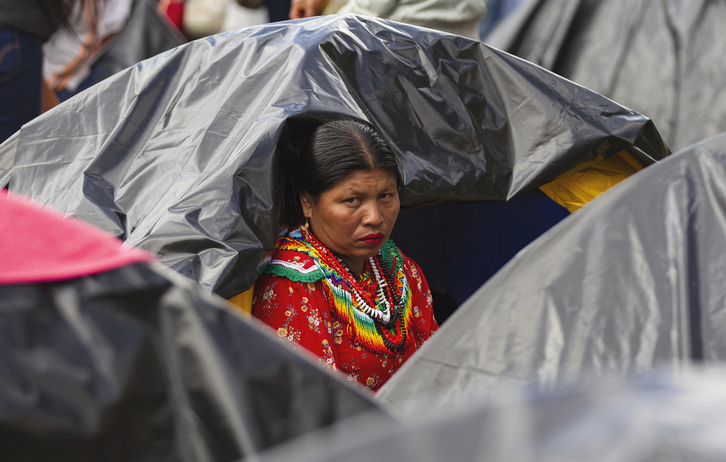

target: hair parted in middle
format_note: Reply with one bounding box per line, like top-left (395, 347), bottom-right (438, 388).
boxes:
top-left (282, 118), bottom-right (401, 229)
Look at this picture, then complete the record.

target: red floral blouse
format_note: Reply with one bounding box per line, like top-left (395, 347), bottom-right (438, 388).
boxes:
top-left (252, 238), bottom-right (438, 392)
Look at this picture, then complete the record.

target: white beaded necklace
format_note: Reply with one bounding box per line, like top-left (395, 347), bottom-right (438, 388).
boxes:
top-left (337, 255), bottom-right (394, 324)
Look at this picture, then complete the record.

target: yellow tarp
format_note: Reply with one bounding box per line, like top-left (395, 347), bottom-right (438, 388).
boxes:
top-left (539, 151), bottom-right (643, 213)
top-left (228, 285), bottom-right (255, 317)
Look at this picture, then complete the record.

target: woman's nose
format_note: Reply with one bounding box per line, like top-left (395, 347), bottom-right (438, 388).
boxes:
top-left (362, 202), bottom-right (384, 226)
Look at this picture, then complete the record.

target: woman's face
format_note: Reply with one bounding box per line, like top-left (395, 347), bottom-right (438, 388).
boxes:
top-left (301, 168), bottom-right (400, 273)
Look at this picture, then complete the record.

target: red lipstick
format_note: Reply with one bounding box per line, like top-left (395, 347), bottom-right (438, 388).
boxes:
top-left (359, 233), bottom-right (384, 245)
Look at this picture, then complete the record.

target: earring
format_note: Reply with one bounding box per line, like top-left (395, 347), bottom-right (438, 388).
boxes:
top-left (305, 218), bottom-right (310, 229)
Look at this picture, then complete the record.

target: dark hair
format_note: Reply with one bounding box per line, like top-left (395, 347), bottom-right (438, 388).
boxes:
top-left (282, 119), bottom-right (401, 228)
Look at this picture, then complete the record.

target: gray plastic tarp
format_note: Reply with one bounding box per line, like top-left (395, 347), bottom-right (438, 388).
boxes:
top-left (257, 366), bottom-right (726, 462)
top-left (485, 0), bottom-right (726, 152)
top-left (2, 14), bottom-right (668, 300)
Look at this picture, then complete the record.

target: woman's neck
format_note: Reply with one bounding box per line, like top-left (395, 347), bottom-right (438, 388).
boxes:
top-left (339, 254), bottom-right (365, 275)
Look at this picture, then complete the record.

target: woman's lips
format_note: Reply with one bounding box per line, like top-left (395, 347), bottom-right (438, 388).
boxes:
top-left (359, 233), bottom-right (384, 245)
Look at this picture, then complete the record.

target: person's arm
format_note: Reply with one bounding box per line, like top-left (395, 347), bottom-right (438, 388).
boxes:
top-left (41, 78), bottom-right (60, 113)
top-left (252, 273), bottom-right (340, 370)
top-left (289, 0), bottom-right (327, 19)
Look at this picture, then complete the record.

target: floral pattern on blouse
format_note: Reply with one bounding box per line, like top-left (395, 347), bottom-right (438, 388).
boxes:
top-left (252, 253), bottom-right (438, 391)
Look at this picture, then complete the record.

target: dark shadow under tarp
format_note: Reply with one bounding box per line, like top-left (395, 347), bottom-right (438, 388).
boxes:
top-left (392, 189), bottom-right (570, 308)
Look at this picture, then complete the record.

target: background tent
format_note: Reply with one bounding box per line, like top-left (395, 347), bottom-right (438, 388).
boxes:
top-left (377, 132), bottom-right (726, 412)
top-left (0, 190), bottom-right (380, 461)
top-left (1, 15), bottom-right (668, 318)
top-left (485, 0), bottom-right (726, 152)
top-left (256, 366), bottom-right (726, 462)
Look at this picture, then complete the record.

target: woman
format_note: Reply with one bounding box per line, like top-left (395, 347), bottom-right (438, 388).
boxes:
top-left (252, 119), bottom-right (438, 391)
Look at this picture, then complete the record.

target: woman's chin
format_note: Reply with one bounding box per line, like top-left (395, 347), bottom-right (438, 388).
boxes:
top-left (339, 247), bottom-right (381, 265)
top-left (357, 246), bottom-right (385, 260)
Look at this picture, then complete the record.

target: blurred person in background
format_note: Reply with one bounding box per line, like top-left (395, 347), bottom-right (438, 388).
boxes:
top-left (289, 0), bottom-right (486, 40)
top-left (0, 0), bottom-right (129, 143)
top-left (184, 0), bottom-right (269, 39)
top-left (44, 0), bottom-right (132, 101)
top-left (161, 0), bottom-right (271, 40)
top-left (0, 0), bottom-right (75, 143)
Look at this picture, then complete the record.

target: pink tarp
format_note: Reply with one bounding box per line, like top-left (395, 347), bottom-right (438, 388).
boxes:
top-left (0, 190), bottom-right (153, 285)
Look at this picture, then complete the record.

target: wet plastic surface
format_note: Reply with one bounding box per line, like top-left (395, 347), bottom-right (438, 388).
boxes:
top-left (5, 15), bottom-right (668, 300)
top-left (378, 132), bottom-right (726, 411)
top-left (485, 0), bottom-right (726, 152)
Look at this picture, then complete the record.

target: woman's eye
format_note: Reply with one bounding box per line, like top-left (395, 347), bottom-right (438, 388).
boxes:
top-left (380, 193), bottom-right (393, 200)
top-left (343, 197), bottom-right (358, 204)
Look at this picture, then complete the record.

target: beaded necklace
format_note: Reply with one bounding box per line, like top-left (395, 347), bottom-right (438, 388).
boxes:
top-left (270, 226), bottom-right (413, 354)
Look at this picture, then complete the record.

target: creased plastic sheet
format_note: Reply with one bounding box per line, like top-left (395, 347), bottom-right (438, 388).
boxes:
top-left (0, 193), bottom-right (381, 461)
top-left (485, 0), bottom-right (726, 152)
top-left (4, 14), bottom-right (668, 300)
top-left (256, 367), bottom-right (726, 462)
top-left (377, 132), bottom-right (726, 413)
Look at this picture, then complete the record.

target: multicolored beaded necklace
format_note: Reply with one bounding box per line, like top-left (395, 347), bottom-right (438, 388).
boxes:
top-left (271, 226), bottom-right (414, 355)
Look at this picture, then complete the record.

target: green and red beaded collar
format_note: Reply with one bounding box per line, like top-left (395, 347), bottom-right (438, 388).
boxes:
top-left (264, 226), bottom-right (414, 355)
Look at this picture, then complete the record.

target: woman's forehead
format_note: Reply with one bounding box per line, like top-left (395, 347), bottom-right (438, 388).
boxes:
top-left (331, 169), bottom-right (397, 192)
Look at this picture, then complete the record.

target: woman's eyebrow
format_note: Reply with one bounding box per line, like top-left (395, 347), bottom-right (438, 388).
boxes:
top-left (341, 187), bottom-right (392, 196)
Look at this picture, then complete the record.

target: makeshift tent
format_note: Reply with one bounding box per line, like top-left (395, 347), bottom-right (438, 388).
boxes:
top-left (1, 15), bottom-right (668, 317)
top-left (0, 190), bottom-right (380, 461)
top-left (485, 0), bottom-right (726, 152)
top-left (378, 132), bottom-right (726, 412)
top-left (256, 366), bottom-right (726, 462)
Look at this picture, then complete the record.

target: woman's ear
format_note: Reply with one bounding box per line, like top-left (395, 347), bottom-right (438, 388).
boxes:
top-left (299, 191), bottom-right (313, 220)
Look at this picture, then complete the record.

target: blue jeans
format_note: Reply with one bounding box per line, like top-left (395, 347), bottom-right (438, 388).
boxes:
top-left (0, 28), bottom-right (43, 144)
